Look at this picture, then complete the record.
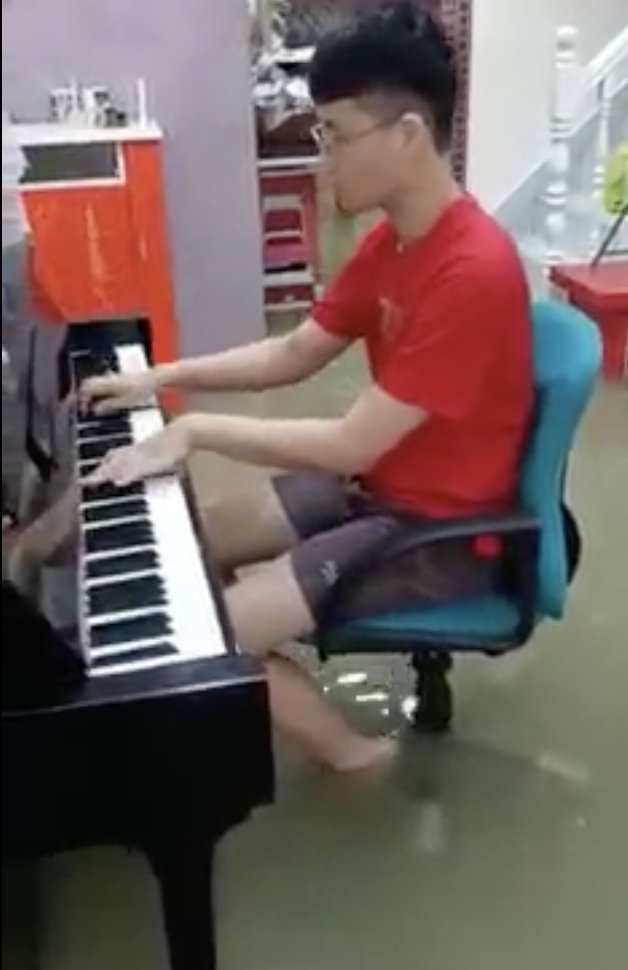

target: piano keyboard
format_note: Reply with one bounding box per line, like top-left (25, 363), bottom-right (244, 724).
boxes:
top-left (73, 341), bottom-right (229, 678)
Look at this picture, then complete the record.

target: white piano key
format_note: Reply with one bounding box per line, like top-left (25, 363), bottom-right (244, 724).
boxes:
top-left (85, 542), bottom-right (156, 563)
top-left (114, 343), bottom-right (158, 407)
top-left (128, 404), bottom-right (165, 438)
top-left (89, 603), bottom-right (167, 628)
top-left (91, 654), bottom-right (182, 677)
top-left (86, 567), bottom-right (159, 589)
top-left (85, 398), bottom-right (228, 677)
top-left (115, 342), bottom-right (151, 375)
top-left (84, 512), bottom-right (148, 531)
top-left (91, 634), bottom-right (175, 658)
top-left (82, 490), bottom-right (146, 511)
top-left (74, 339), bottom-right (230, 677)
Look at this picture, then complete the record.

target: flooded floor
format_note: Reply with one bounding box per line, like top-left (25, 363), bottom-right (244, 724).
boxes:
top-left (3, 354), bottom-right (626, 970)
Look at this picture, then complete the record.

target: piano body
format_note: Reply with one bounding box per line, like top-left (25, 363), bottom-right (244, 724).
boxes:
top-left (2, 317), bottom-right (275, 970)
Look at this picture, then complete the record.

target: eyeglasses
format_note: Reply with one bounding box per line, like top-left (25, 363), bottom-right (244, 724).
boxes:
top-left (310, 118), bottom-right (401, 153)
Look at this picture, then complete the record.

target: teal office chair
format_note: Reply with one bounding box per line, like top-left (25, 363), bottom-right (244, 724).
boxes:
top-left (316, 299), bottom-right (603, 731)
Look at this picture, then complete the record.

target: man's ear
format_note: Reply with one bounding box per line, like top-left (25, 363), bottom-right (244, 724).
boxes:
top-left (399, 111), bottom-right (429, 148)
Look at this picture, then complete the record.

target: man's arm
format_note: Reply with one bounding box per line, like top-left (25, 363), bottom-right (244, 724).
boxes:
top-left (153, 318), bottom-right (349, 394)
top-left (82, 226), bottom-right (379, 411)
top-left (153, 221), bottom-right (383, 395)
top-left (181, 384), bottom-right (427, 476)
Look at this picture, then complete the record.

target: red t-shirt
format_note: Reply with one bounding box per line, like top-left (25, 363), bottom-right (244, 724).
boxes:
top-left (313, 195), bottom-right (534, 518)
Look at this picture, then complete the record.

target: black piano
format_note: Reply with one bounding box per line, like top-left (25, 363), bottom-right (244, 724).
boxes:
top-left (2, 318), bottom-right (275, 969)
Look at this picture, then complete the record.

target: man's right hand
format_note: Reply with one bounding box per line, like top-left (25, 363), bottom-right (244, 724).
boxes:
top-left (78, 369), bottom-right (160, 414)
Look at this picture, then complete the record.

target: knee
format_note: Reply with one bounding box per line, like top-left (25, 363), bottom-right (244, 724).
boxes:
top-left (199, 483), bottom-right (294, 572)
top-left (224, 581), bottom-right (274, 659)
top-left (224, 558), bottom-right (314, 658)
top-left (198, 495), bottom-right (224, 535)
top-left (199, 495), bottom-right (239, 568)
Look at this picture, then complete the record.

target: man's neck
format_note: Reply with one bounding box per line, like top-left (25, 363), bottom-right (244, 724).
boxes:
top-left (385, 170), bottom-right (462, 247)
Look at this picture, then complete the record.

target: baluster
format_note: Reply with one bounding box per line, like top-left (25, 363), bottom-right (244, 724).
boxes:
top-left (588, 76), bottom-right (613, 256)
top-left (543, 26), bottom-right (580, 267)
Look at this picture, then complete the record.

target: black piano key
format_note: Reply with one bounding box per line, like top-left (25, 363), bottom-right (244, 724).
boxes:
top-left (85, 520), bottom-right (154, 555)
top-left (88, 575), bottom-right (166, 616)
top-left (78, 434), bottom-right (133, 463)
top-left (81, 481), bottom-right (145, 504)
top-left (90, 642), bottom-right (178, 669)
top-left (77, 414), bottom-right (132, 439)
top-left (79, 460), bottom-right (101, 477)
top-left (86, 548), bottom-right (159, 580)
top-left (83, 498), bottom-right (148, 525)
top-left (90, 611), bottom-right (172, 648)
top-left (72, 350), bottom-right (119, 384)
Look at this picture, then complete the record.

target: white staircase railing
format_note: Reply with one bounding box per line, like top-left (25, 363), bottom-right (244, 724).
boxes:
top-left (500, 26), bottom-right (628, 280)
top-left (542, 25), bottom-right (628, 265)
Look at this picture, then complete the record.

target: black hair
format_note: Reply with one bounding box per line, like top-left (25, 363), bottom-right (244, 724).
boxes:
top-left (308, 2), bottom-right (457, 151)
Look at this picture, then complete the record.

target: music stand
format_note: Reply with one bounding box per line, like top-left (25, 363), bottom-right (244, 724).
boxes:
top-left (591, 198), bottom-right (628, 267)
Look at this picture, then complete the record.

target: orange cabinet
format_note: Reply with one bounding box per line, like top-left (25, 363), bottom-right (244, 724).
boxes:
top-left (19, 124), bottom-right (178, 366)
top-left (26, 184), bottom-right (140, 320)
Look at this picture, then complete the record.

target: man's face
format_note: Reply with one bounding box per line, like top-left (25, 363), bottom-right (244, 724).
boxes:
top-left (312, 98), bottom-right (426, 214)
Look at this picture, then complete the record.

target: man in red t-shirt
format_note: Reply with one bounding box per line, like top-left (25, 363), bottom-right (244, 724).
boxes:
top-left (52, 6), bottom-right (533, 771)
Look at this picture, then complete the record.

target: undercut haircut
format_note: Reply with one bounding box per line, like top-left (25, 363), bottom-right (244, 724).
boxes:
top-left (308, 2), bottom-right (458, 152)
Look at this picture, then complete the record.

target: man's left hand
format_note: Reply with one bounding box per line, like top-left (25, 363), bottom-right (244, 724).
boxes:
top-left (83, 418), bottom-right (193, 487)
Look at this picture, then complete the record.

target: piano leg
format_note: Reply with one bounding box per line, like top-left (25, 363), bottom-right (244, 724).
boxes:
top-left (148, 838), bottom-right (217, 970)
top-left (2, 858), bottom-right (43, 970)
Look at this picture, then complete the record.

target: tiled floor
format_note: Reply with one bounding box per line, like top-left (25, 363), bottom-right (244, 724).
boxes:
top-left (3, 356), bottom-right (626, 969)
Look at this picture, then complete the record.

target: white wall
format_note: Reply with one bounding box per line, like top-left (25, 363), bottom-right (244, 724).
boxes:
top-left (467, 0), bottom-right (628, 209)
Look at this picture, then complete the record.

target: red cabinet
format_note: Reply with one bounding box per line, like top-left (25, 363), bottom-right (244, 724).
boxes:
top-left (20, 125), bottom-right (178, 367)
top-left (550, 261), bottom-right (628, 381)
top-left (26, 184), bottom-right (141, 320)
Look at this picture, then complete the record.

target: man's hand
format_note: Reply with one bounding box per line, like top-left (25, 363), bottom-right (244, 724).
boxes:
top-left (83, 418), bottom-right (193, 487)
top-left (79, 369), bottom-right (159, 415)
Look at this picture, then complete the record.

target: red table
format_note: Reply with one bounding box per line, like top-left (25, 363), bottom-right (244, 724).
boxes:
top-left (550, 261), bottom-right (628, 381)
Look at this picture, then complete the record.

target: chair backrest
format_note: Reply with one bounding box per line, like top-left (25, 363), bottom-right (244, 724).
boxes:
top-left (521, 299), bottom-right (602, 619)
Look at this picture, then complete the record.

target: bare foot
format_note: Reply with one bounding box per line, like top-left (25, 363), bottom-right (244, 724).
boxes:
top-left (330, 735), bottom-right (399, 774)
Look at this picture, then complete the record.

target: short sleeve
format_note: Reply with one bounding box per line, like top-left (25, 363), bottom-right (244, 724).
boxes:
top-left (378, 272), bottom-right (501, 420)
top-left (311, 222), bottom-right (387, 341)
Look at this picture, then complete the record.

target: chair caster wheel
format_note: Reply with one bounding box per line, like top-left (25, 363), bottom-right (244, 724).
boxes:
top-left (412, 654), bottom-right (453, 733)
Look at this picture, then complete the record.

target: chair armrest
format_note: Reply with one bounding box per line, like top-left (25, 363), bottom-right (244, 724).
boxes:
top-left (320, 509), bottom-right (541, 646)
top-left (388, 509), bottom-right (540, 556)
top-left (388, 508), bottom-right (541, 645)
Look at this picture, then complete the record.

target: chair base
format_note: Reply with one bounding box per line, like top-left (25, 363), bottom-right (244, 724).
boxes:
top-left (411, 653), bottom-right (454, 734)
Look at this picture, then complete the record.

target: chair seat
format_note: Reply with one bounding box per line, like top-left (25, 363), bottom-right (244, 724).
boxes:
top-left (330, 594), bottom-right (523, 652)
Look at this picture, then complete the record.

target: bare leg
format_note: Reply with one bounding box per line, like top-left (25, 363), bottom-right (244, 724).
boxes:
top-left (200, 480), bottom-right (298, 572)
top-left (226, 557), bottom-right (397, 773)
top-left (6, 486), bottom-right (75, 596)
top-left (199, 481), bottom-right (396, 771)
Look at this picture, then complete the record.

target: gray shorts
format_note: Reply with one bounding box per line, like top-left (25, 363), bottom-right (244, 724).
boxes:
top-left (274, 472), bottom-right (501, 626)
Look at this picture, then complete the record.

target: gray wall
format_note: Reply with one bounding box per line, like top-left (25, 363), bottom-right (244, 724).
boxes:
top-left (2, 0), bottom-right (265, 355)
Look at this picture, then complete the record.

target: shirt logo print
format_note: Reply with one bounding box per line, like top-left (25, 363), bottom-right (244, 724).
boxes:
top-left (321, 560), bottom-right (340, 587)
top-left (379, 297), bottom-right (402, 341)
